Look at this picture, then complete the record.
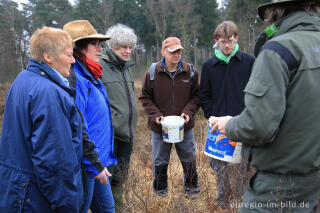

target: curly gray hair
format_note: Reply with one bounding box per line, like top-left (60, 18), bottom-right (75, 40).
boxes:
top-left (106, 24), bottom-right (137, 49)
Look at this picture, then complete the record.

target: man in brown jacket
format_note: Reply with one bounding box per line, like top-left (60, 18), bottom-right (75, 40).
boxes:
top-left (139, 37), bottom-right (200, 199)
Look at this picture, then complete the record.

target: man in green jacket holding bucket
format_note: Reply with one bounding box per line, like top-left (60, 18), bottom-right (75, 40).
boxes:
top-left (210, 0), bottom-right (320, 212)
top-left (99, 24), bottom-right (138, 212)
top-left (139, 37), bottom-right (200, 199)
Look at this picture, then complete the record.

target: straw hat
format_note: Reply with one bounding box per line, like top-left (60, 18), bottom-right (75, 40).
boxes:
top-left (258, 0), bottom-right (316, 20)
top-left (63, 20), bottom-right (110, 42)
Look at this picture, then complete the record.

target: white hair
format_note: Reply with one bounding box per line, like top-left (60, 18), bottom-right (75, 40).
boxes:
top-left (106, 24), bottom-right (137, 49)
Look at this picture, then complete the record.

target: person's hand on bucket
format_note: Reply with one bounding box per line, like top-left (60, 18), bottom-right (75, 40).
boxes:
top-left (210, 116), bottom-right (233, 135)
top-left (180, 113), bottom-right (190, 124)
top-left (94, 167), bottom-right (112, 185)
top-left (155, 116), bottom-right (164, 125)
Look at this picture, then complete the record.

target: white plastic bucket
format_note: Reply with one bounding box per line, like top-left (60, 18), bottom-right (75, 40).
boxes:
top-left (204, 117), bottom-right (242, 163)
top-left (160, 116), bottom-right (185, 143)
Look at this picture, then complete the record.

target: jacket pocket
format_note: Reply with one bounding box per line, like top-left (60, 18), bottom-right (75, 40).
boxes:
top-left (244, 78), bottom-right (271, 97)
top-left (0, 162), bottom-right (31, 212)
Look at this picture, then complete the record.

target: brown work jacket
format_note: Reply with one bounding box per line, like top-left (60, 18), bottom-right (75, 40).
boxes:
top-left (139, 60), bottom-right (200, 133)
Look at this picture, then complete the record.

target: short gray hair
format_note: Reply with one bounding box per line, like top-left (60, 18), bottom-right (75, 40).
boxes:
top-left (106, 24), bottom-right (137, 49)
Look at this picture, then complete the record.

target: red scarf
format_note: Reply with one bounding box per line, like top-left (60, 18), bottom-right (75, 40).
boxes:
top-left (84, 56), bottom-right (103, 80)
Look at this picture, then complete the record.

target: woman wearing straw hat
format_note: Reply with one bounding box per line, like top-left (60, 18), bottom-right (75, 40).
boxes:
top-left (63, 20), bottom-right (117, 213)
top-left (210, 0), bottom-right (320, 212)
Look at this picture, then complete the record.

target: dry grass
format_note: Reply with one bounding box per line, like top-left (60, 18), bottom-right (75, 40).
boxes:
top-left (121, 82), bottom-right (245, 213)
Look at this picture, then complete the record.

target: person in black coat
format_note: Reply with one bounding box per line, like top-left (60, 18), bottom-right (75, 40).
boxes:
top-left (199, 21), bottom-right (255, 212)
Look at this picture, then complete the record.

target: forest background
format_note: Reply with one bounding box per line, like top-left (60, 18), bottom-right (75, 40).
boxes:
top-left (0, 0), bottom-right (270, 82)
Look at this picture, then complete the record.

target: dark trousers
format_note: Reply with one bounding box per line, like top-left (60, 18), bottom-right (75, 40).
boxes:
top-left (210, 158), bottom-right (248, 209)
top-left (108, 139), bottom-right (133, 212)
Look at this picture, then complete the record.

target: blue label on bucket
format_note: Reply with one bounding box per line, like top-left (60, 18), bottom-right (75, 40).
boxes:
top-left (179, 126), bottom-right (183, 140)
top-left (205, 127), bottom-right (237, 158)
top-left (162, 127), bottom-right (169, 140)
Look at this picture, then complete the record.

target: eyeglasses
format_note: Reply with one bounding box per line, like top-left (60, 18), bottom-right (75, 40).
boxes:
top-left (90, 41), bottom-right (103, 48)
top-left (218, 40), bottom-right (236, 45)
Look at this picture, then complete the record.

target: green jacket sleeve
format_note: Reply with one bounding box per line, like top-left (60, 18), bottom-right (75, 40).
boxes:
top-left (226, 50), bottom-right (290, 146)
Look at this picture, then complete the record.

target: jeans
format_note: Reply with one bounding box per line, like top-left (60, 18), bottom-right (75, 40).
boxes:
top-left (80, 173), bottom-right (115, 213)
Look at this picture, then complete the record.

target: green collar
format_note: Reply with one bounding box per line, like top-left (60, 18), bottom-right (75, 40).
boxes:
top-left (215, 43), bottom-right (239, 64)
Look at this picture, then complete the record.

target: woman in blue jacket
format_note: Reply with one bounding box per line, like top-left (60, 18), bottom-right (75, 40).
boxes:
top-left (63, 20), bottom-right (117, 213)
top-left (0, 27), bottom-right (83, 212)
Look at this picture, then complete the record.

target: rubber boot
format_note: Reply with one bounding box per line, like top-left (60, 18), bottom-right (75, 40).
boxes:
top-left (153, 164), bottom-right (168, 197)
top-left (182, 161), bottom-right (200, 199)
top-left (111, 183), bottom-right (123, 213)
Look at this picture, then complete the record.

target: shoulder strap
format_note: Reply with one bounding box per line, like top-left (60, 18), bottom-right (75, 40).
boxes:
top-left (188, 63), bottom-right (195, 81)
top-left (147, 62), bottom-right (195, 88)
top-left (148, 62), bottom-right (157, 81)
top-left (148, 62), bottom-right (157, 88)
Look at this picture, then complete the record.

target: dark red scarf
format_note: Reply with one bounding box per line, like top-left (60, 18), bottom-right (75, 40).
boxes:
top-left (84, 56), bottom-right (103, 80)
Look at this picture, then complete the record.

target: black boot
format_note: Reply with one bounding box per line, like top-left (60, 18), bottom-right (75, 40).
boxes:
top-left (182, 161), bottom-right (200, 199)
top-left (153, 164), bottom-right (168, 197)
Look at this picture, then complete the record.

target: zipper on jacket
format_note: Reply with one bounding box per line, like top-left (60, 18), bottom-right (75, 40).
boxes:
top-left (172, 75), bottom-right (175, 114)
top-left (121, 66), bottom-right (133, 141)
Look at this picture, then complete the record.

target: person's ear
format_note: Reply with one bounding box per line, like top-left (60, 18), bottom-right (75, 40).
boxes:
top-left (43, 52), bottom-right (53, 64)
top-left (161, 49), bottom-right (165, 57)
top-left (214, 39), bottom-right (218, 44)
top-left (234, 35), bottom-right (239, 42)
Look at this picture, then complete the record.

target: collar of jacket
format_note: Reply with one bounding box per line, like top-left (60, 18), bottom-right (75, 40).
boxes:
top-left (159, 57), bottom-right (184, 73)
top-left (211, 49), bottom-right (242, 66)
top-left (75, 59), bottom-right (101, 85)
top-left (100, 46), bottom-right (134, 70)
top-left (254, 11), bottom-right (320, 57)
top-left (155, 59), bottom-right (189, 79)
top-left (27, 58), bottom-right (76, 96)
top-left (215, 42), bottom-right (239, 64)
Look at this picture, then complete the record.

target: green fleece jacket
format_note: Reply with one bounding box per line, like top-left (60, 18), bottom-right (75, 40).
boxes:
top-left (99, 47), bottom-right (138, 143)
top-left (226, 11), bottom-right (320, 174)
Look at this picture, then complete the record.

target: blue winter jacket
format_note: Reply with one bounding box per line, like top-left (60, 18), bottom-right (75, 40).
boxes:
top-left (0, 59), bottom-right (84, 212)
top-left (70, 59), bottom-right (117, 177)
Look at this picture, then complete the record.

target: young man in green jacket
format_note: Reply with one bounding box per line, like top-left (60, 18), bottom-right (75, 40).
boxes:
top-left (210, 0), bottom-right (320, 212)
top-left (99, 24), bottom-right (138, 212)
